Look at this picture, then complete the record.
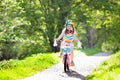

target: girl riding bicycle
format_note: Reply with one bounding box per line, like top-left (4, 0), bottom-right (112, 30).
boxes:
top-left (56, 20), bottom-right (78, 66)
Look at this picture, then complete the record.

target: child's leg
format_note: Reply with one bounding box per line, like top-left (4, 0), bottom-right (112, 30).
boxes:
top-left (70, 50), bottom-right (74, 61)
top-left (70, 49), bottom-right (75, 66)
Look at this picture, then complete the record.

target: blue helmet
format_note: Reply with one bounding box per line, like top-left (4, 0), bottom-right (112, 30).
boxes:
top-left (65, 20), bottom-right (73, 25)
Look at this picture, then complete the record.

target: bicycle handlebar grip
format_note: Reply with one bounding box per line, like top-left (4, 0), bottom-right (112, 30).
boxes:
top-left (53, 40), bottom-right (58, 47)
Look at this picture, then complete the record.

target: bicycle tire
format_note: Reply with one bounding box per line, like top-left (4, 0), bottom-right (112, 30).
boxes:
top-left (64, 54), bottom-right (67, 72)
top-left (67, 62), bottom-right (69, 71)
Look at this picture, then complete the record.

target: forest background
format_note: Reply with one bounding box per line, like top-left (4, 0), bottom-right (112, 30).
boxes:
top-left (0, 0), bottom-right (120, 60)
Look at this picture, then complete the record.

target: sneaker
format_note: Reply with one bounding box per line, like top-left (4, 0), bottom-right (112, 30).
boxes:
top-left (71, 61), bottom-right (75, 66)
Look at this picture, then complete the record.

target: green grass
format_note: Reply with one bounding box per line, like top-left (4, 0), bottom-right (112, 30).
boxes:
top-left (0, 52), bottom-right (60, 80)
top-left (79, 48), bottom-right (101, 55)
top-left (85, 50), bottom-right (120, 80)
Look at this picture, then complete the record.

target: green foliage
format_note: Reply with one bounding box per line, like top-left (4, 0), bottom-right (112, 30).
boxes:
top-left (79, 48), bottom-right (101, 56)
top-left (0, 53), bottom-right (60, 80)
top-left (14, 41), bottom-right (51, 59)
top-left (0, 0), bottom-right (119, 60)
top-left (0, 0), bottom-right (53, 60)
top-left (0, 60), bottom-right (16, 70)
top-left (101, 41), bottom-right (114, 52)
top-left (85, 50), bottom-right (120, 80)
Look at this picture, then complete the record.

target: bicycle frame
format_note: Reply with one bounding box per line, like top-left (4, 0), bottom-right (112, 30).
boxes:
top-left (61, 44), bottom-right (71, 72)
top-left (53, 40), bottom-right (71, 72)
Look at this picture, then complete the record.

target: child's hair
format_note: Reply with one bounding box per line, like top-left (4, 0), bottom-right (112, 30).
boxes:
top-left (65, 24), bottom-right (74, 34)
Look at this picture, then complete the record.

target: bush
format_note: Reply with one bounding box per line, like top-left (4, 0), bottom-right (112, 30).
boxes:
top-left (0, 59), bottom-right (17, 70)
top-left (0, 42), bottom-right (17, 60)
top-left (0, 40), bottom-right (51, 60)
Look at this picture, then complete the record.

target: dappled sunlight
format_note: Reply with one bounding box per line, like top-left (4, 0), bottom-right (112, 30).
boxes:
top-left (0, 0), bottom-right (119, 79)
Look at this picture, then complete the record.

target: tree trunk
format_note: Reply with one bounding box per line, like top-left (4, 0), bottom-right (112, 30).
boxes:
top-left (86, 27), bottom-right (94, 48)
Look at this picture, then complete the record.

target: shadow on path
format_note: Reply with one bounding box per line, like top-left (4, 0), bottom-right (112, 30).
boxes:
top-left (65, 70), bottom-right (85, 80)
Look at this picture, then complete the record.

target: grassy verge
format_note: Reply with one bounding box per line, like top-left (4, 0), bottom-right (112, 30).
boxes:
top-left (79, 48), bottom-right (101, 56)
top-left (85, 50), bottom-right (120, 80)
top-left (0, 52), bottom-right (60, 80)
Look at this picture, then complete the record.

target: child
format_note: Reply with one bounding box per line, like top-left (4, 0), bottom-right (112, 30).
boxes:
top-left (56, 20), bottom-right (78, 66)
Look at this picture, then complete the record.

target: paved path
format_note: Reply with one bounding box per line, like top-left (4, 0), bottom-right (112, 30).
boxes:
top-left (22, 51), bottom-right (111, 80)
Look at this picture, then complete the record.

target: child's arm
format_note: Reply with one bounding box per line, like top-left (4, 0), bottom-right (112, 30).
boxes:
top-left (73, 33), bottom-right (82, 48)
top-left (57, 28), bottom-right (66, 41)
top-left (73, 33), bottom-right (78, 43)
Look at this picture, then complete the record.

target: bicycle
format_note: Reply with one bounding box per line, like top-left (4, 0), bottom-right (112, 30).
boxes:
top-left (61, 45), bottom-right (71, 72)
top-left (53, 40), bottom-right (71, 72)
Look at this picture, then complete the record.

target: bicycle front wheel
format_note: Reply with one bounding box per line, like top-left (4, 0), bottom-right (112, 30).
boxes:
top-left (64, 54), bottom-right (69, 72)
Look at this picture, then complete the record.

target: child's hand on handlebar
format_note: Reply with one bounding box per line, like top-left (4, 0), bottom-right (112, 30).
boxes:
top-left (53, 39), bottom-right (58, 47)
